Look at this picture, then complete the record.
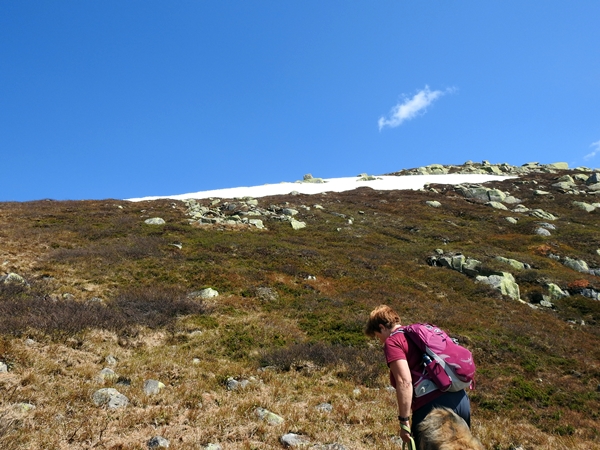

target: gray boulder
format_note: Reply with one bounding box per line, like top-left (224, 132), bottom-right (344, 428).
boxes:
top-left (530, 209), bottom-right (557, 220)
top-left (547, 162), bottom-right (569, 170)
top-left (505, 217), bottom-right (518, 224)
top-left (573, 201), bottom-right (596, 212)
top-left (0, 362), bottom-right (7, 373)
top-left (486, 201), bottom-right (508, 210)
top-left (586, 173), bottom-right (600, 185)
top-left (1, 273), bottom-right (28, 286)
top-left (547, 283), bottom-right (569, 300)
top-left (495, 256), bottom-right (528, 270)
top-left (425, 201), bottom-right (441, 208)
top-left (563, 257), bottom-right (590, 273)
top-left (476, 272), bottom-right (520, 300)
top-left (315, 403), bottom-right (333, 412)
top-left (255, 287), bottom-right (279, 302)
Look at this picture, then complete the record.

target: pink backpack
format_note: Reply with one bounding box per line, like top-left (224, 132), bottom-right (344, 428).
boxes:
top-left (400, 323), bottom-right (476, 398)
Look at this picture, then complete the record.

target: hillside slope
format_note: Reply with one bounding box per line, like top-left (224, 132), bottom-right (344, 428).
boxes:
top-left (0, 163), bottom-right (599, 449)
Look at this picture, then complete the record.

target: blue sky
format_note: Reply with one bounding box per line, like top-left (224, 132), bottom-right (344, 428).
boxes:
top-left (1, 1), bottom-right (599, 201)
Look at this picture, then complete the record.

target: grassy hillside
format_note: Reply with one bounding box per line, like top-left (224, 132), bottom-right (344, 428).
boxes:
top-left (0, 167), bottom-right (599, 449)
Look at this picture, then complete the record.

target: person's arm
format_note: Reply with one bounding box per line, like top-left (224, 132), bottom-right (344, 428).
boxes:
top-left (389, 358), bottom-right (413, 442)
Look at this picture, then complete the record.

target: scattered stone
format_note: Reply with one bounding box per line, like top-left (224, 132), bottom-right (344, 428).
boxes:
top-left (505, 217), bottom-right (518, 224)
top-left (530, 209), bottom-right (557, 220)
top-left (105, 355), bottom-right (117, 366)
top-left (573, 201), bottom-right (596, 212)
top-left (255, 407), bottom-right (284, 425)
top-left (538, 222), bottom-right (556, 230)
top-left (476, 272), bottom-right (520, 300)
top-left (192, 358), bottom-right (201, 365)
top-left (563, 257), bottom-right (590, 274)
top-left (547, 162), bottom-right (569, 170)
top-left (495, 256), bottom-right (528, 270)
top-left (255, 287), bottom-right (279, 302)
top-left (513, 204), bottom-right (530, 213)
top-left (92, 388), bottom-right (129, 408)
top-left (14, 403), bottom-right (35, 413)
top-left (189, 288), bottom-right (219, 299)
top-left (147, 436), bottom-right (170, 448)
top-left (144, 218), bottom-right (166, 225)
top-left (144, 379), bottom-right (165, 395)
top-left (248, 219), bottom-right (265, 229)
top-left (204, 444), bottom-right (223, 450)
top-left (547, 283), bottom-right (569, 300)
top-left (281, 433), bottom-right (311, 447)
top-left (486, 201), bottom-right (508, 210)
top-left (535, 227), bottom-right (551, 236)
top-left (290, 219), bottom-right (307, 230)
top-left (1, 272), bottom-right (28, 286)
top-left (315, 403), bottom-right (333, 412)
top-left (0, 362), bottom-right (7, 373)
top-left (283, 208), bottom-right (299, 216)
top-left (226, 377), bottom-right (250, 391)
top-left (533, 190), bottom-right (550, 195)
top-left (98, 368), bottom-right (118, 382)
top-left (425, 201), bottom-right (441, 208)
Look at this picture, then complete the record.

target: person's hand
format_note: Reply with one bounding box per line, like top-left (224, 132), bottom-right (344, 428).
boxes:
top-left (399, 421), bottom-right (412, 443)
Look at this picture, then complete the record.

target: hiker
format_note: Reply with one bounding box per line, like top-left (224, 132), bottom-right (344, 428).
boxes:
top-left (365, 305), bottom-right (472, 449)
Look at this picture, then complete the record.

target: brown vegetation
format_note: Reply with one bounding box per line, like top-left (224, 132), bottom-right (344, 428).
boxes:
top-left (0, 169), bottom-right (599, 449)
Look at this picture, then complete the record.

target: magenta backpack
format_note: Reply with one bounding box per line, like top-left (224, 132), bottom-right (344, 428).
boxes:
top-left (400, 323), bottom-right (476, 398)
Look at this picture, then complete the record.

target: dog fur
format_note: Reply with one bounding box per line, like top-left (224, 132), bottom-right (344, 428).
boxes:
top-left (417, 407), bottom-right (483, 450)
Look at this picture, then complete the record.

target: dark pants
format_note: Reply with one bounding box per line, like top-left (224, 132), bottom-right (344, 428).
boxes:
top-left (411, 390), bottom-right (471, 449)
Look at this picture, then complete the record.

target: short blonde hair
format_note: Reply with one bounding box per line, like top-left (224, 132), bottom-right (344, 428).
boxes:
top-left (364, 305), bottom-right (401, 337)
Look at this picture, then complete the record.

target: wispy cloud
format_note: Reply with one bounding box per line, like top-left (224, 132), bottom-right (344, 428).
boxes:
top-left (378, 85), bottom-right (453, 131)
top-left (584, 140), bottom-right (600, 161)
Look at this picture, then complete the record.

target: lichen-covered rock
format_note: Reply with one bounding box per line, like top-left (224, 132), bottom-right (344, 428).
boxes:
top-left (290, 219), bottom-right (306, 230)
top-left (255, 407), bottom-right (284, 425)
top-left (144, 379), bottom-right (165, 395)
top-left (92, 388), bottom-right (129, 408)
top-left (486, 201), bottom-right (508, 210)
top-left (563, 257), bottom-right (590, 274)
top-left (573, 201), bottom-right (596, 212)
top-left (476, 272), bottom-right (520, 300)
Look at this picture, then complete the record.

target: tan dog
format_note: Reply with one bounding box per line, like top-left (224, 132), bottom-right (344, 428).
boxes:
top-left (417, 407), bottom-right (483, 450)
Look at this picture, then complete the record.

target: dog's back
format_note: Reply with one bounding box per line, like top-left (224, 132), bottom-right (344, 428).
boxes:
top-left (418, 407), bottom-right (483, 450)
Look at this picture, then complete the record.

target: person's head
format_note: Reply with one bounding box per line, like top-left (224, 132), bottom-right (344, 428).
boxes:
top-left (365, 304), bottom-right (402, 339)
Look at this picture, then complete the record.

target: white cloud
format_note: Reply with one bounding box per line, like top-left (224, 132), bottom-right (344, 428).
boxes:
top-left (378, 85), bottom-right (452, 130)
top-left (584, 140), bottom-right (600, 160)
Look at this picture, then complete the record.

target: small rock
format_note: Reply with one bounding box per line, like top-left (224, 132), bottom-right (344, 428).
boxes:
top-left (535, 227), bottom-right (551, 236)
top-left (192, 358), bottom-right (201, 365)
top-left (255, 407), bottom-right (284, 425)
top-left (486, 201), bottom-right (508, 210)
top-left (290, 219), bottom-right (307, 230)
top-left (425, 201), bottom-right (441, 208)
top-left (280, 433), bottom-right (310, 447)
top-left (98, 368), bottom-right (118, 382)
top-left (105, 355), bottom-right (117, 366)
top-left (144, 218), bottom-right (166, 225)
top-left (315, 403), bottom-right (333, 412)
top-left (505, 217), bottom-right (518, 224)
top-left (573, 201), bottom-right (596, 212)
top-left (283, 208), bottom-right (299, 216)
top-left (144, 379), bottom-right (165, 395)
top-left (255, 287), bottom-right (279, 302)
top-left (24, 338), bottom-right (35, 346)
top-left (14, 403), bottom-right (35, 413)
top-left (189, 288), bottom-right (219, 299)
top-left (0, 362), bottom-right (7, 373)
top-left (147, 436), bottom-right (170, 448)
top-left (248, 219), bottom-right (265, 229)
top-left (92, 388), bottom-right (129, 408)
top-left (204, 444), bottom-right (223, 450)
top-left (1, 273), bottom-right (27, 286)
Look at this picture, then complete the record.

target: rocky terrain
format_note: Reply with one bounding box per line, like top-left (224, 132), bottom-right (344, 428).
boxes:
top-left (0, 161), bottom-right (599, 449)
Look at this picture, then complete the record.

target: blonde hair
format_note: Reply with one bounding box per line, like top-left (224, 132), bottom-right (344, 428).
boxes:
top-left (364, 305), bottom-right (402, 337)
